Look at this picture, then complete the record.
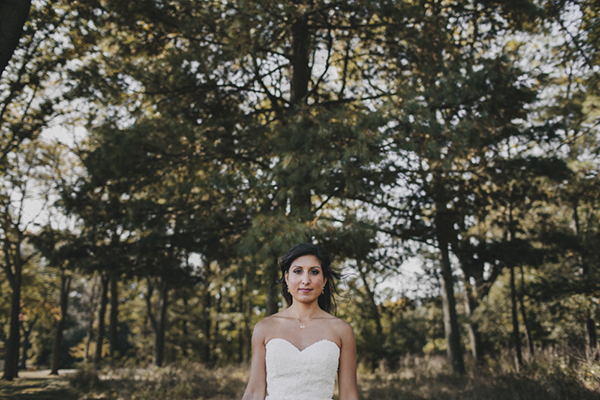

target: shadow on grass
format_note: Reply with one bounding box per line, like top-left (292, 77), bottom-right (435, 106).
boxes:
top-left (0, 379), bottom-right (78, 400)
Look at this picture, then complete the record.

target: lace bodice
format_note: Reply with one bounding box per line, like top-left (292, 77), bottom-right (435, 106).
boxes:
top-left (265, 338), bottom-right (340, 400)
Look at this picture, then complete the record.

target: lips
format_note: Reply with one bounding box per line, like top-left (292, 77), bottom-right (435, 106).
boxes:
top-left (298, 288), bottom-right (312, 293)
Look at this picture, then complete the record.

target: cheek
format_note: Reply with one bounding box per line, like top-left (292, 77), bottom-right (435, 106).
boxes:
top-left (286, 272), bottom-right (298, 286)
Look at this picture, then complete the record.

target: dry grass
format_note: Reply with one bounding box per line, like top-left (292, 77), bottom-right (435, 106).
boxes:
top-left (0, 374), bottom-right (76, 400)
top-left (68, 361), bottom-right (248, 399)
top-left (4, 351), bottom-right (600, 400)
top-left (358, 352), bottom-right (600, 400)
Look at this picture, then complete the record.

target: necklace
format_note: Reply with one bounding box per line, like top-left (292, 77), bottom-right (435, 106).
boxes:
top-left (290, 308), bottom-right (317, 329)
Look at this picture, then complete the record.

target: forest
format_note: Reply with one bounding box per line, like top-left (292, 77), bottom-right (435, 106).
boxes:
top-left (0, 0), bottom-right (599, 399)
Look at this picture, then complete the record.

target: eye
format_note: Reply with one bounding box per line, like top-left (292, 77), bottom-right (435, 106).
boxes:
top-left (310, 269), bottom-right (321, 275)
top-left (293, 268), bottom-right (302, 274)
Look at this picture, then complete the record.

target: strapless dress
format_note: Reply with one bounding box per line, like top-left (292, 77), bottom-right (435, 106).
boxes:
top-left (265, 338), bottom-right (340, 400)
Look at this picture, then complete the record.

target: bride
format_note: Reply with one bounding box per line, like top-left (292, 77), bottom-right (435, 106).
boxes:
top-left (241, 243), bottom-right (359, 400)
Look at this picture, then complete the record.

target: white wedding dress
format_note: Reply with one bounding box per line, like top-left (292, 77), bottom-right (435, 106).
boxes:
top-left (265, 338), bottom-right (340, 400)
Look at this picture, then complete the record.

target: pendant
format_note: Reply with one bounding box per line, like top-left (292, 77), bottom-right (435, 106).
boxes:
top-left (300, 325), bottom-right (306, 329)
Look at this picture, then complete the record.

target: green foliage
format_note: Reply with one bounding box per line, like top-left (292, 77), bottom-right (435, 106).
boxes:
top-left (0, 0), bottom-right (599, 386)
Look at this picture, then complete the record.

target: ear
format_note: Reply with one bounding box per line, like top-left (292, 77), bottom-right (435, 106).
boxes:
top-left (285, 271), bottom-right (289, 286)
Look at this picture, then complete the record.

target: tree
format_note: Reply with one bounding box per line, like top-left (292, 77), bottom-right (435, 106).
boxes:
top-left (62, 0), bottom-right (393, 325)
top-left (0, 0), bottom-right (32, 77)
top-left (0, 0), bottom-right (77, 165)
top-left (0, 142), bottom-right (57, 379)
top-left (531, 0), bottom-right (600, 358)
top-left (367, 0), bottom-right (545, 373)
top-left (32, 226), bottom-right (84, 374)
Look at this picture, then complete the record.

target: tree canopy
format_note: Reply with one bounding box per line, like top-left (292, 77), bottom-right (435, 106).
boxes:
top-left (0, 0), bottom-right (599, 379)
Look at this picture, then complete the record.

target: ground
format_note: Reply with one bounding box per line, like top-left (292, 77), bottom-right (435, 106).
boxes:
top-left (1, 359), bottom-right (600, 400)
top-left (0, 370), bottom-right (77, 400)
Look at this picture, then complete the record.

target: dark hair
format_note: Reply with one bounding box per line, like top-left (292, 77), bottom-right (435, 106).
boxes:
top-left (277, 243), bottom-right (340, 313)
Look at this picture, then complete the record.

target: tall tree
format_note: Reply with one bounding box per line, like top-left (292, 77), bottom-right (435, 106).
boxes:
top-left (0, 0), bottom-right (77, 165)
top-left (63, 0), bottom-right (392, 322)
top-left (369, 0), bottom-right (544, 373)
top-left (0, 0), bottom-right (31, 77)
top-left (0, 142), bottom-right (55, 379)
top-left (31, 227), bottom-right (79, 375)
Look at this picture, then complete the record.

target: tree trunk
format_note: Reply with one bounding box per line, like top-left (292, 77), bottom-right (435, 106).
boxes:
top-left (2, 262), bottom-right (21, 380)
top-left (153, 280), bottom-right (169, 367)
top-left (240, 279), bottom-right (253, 364)
top-left (573, 200), bottom-right (597, 358)
top-left (519, 265), bottom-right (534, 359)
top-left (435, 207), bottom-right (465, 375)
top-left (358, 263), bottom-right (383, 337)
top-left (0, 0), bottom-right (32, 78)
top-left (238, 282), bottom-right (245, 363)
top-left (266, 256), bottom-right (279, 316)
top-left (507, 198), bottom-right (522, 371)
top-left (84, 276), bottom-right (100, 361)
top-left (50, 274), bottom-right (71, 375)
top-left (199, 263), bottom-right (212, 363)
top-left (145, 277), bottom-right (169, 367)
top-left (586, 309), bottom-right (598, 358)
top-left (462, 275), bottom-right (483, 363)
top-left (94, 273), bottom-right (110, 366)
top-left (19, 317), bottom-right (36, 370)
top-left (212, 282), bottom-right (222, 362)
top-left (202, 285), bottom-right (212, 363)
top-left (109, 272), bottom-right (119, 360)
top-left (439, 243), bottom-right (465, 374)
top-left (288, 16), bottom-right (313, 219)
top-left (290, 15), bottom-right (310, 105)
top-left (181, 295), bottom-right (189, 358)
top-left (510, 264), bottom-right (522, 371)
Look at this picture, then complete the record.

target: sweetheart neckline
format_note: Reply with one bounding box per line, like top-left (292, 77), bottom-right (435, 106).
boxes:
top-left (266, 337), bottom-right (340, 352)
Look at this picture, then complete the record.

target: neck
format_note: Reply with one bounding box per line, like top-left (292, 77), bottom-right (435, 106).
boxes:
top-left (290, 302), bottom-right (320, 319)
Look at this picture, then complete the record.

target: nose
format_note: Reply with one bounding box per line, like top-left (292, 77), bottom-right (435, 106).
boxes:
top-left (302, 272), bottom-right (310, 284)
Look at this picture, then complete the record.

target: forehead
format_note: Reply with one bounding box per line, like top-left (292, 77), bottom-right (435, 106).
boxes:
top-left (290, 255), bottom-right (322, 268)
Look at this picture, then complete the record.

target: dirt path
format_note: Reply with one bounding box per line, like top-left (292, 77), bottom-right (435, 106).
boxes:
top-left (15, 370), bottom-right (76, 379)
top-left (0, 370), bottom-right (78, 400)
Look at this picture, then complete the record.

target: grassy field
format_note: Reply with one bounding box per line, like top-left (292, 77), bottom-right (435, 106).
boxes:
top-left (2, 353), bottom-right (600, 400)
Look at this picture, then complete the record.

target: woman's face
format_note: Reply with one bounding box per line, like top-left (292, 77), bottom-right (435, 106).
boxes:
top-left (285, 255), bottom-right (327, 304)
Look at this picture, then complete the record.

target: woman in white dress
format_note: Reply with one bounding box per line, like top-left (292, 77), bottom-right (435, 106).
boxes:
top-left (241, 243), bottom-right (359, 400)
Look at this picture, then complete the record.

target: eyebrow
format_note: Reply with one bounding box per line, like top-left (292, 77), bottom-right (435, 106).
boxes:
top-left (291, 264), bottom-right (322, 269)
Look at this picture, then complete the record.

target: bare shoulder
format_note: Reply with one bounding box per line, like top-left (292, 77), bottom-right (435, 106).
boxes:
top-left (328, 314), bottom-right (352, 330)
top-left (252, 312), bottom-right (287, 339)
top-left (255, 313), bottom-right (284, 329)
top-left (325, 315), bottom-right (354, 341)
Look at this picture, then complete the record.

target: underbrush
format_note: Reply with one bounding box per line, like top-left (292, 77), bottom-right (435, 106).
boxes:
top-left (65, 350), bottom-right (600, 400)
top-left (358, 350), bottom-right (600, 400)
top-left (70, 361), bottom-right (247, 400)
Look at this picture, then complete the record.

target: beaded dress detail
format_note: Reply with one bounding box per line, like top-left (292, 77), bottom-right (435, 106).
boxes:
top-left (265, 338), bottom-right (340, 400)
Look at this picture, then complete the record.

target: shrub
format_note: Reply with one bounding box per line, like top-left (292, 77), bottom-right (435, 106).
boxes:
top-left (68, 362), bottom-right (100, 392)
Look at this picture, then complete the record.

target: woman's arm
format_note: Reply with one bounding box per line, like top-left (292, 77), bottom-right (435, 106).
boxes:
top-left (241, 321), bottom-right (268, 400)
top-left (338, 322), bottom-right (359, 400)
